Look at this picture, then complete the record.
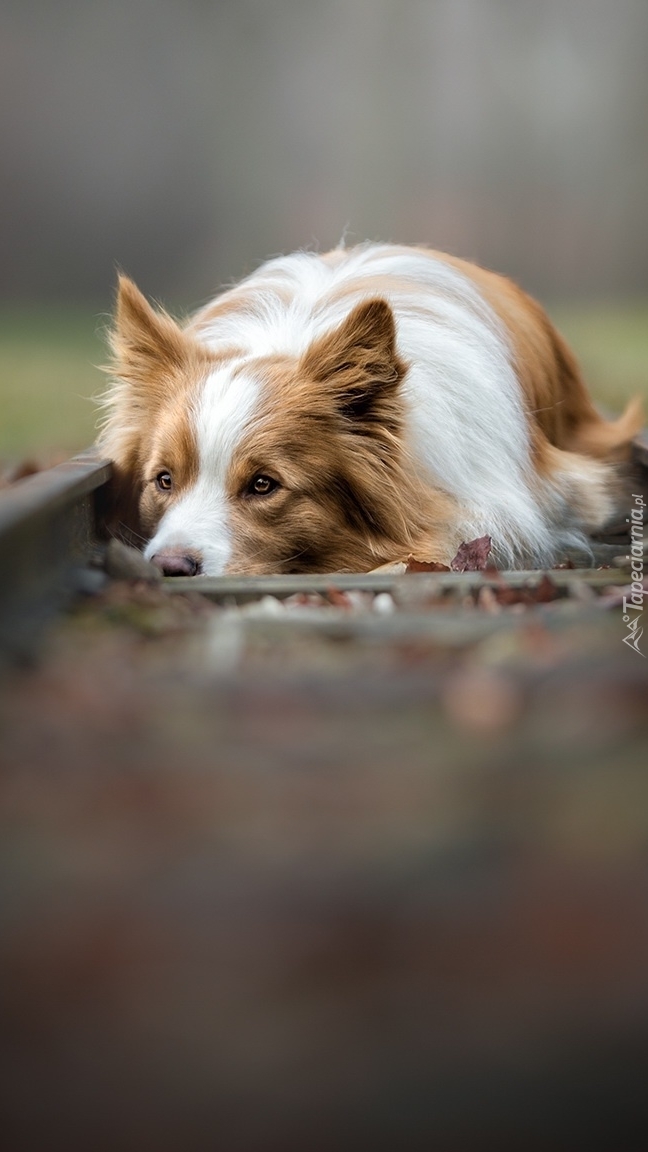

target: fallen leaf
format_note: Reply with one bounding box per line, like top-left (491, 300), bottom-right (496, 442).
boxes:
top-left (450, 535), bottom-right (492, 572)
top-left (404, 557), bottom-right (451, 573)
top-left (493, 573), bottom-right (561, 608)
top-left (534, 573), bottom-right (561, 603)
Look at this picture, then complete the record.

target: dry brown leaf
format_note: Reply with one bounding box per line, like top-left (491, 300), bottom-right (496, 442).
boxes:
top-left (533, 573), bottom-right (561, 603)
top-left (405, 557), bottom-right (451, 573)
top-left (450, 535), bottom-right (493, 572)
top-left (492, 573), bottom-right (560, 608)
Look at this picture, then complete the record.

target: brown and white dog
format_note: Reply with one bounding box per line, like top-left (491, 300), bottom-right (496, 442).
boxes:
top-left (99, 244), bottom-right (641, 575)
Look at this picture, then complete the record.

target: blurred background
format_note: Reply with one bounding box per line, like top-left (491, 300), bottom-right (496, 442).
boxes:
top-left (2, 9), bottom-right (648, 1143)
top-left (1, 0), bottom-right (647, 456)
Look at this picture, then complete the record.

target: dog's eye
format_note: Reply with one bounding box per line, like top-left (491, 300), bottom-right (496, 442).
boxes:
top-left (249, 474), bottom-right (278, 496)
top-left (156, 471), bottom-right (173, 492)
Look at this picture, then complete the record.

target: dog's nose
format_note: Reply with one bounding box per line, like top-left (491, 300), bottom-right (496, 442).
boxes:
top-left (150, 549), bottom-right (202, 577)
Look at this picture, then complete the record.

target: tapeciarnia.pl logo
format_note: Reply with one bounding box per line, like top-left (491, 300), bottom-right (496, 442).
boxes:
top-left (622, 493), bottom-right (645, 656)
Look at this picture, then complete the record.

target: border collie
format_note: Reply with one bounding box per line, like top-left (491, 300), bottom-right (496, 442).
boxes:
top-left (99, 244), bottom-right (641, 575)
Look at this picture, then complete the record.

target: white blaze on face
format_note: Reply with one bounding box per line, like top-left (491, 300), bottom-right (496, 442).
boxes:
top-left (143, 362), bottom-right (262, 575)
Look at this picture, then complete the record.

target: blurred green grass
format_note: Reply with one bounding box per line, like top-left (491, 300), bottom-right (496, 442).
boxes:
top-left (0, 307), bottom-right (107, 459)
top-left (549, 300), bottom-right (648, 415)
top-left (0, 301), bottom-right (646, 459)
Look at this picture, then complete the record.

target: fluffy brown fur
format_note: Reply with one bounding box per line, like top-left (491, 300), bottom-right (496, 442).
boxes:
top-left (98, 249), bottom-right (642, 574)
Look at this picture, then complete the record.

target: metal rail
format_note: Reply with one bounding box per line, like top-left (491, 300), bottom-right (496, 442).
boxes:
top-left (161, 565), bottom-right (626, 602)
top-left (0, 452), bottom-right (112, 659)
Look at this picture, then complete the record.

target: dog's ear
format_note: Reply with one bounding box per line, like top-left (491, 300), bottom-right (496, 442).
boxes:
top-left (302, 298), bottom-right (406, 420)
top-left (109, 275), bottom-right (190, 398)
top-left (98, 277), bottom-right (202, 541)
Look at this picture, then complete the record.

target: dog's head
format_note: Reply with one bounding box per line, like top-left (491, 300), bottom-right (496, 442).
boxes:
top-left (99, 275), bottom-right (436, 575)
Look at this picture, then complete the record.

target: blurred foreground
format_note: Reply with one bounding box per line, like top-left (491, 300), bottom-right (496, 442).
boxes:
top-left (1, 569), bottom-right (647, 1150)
